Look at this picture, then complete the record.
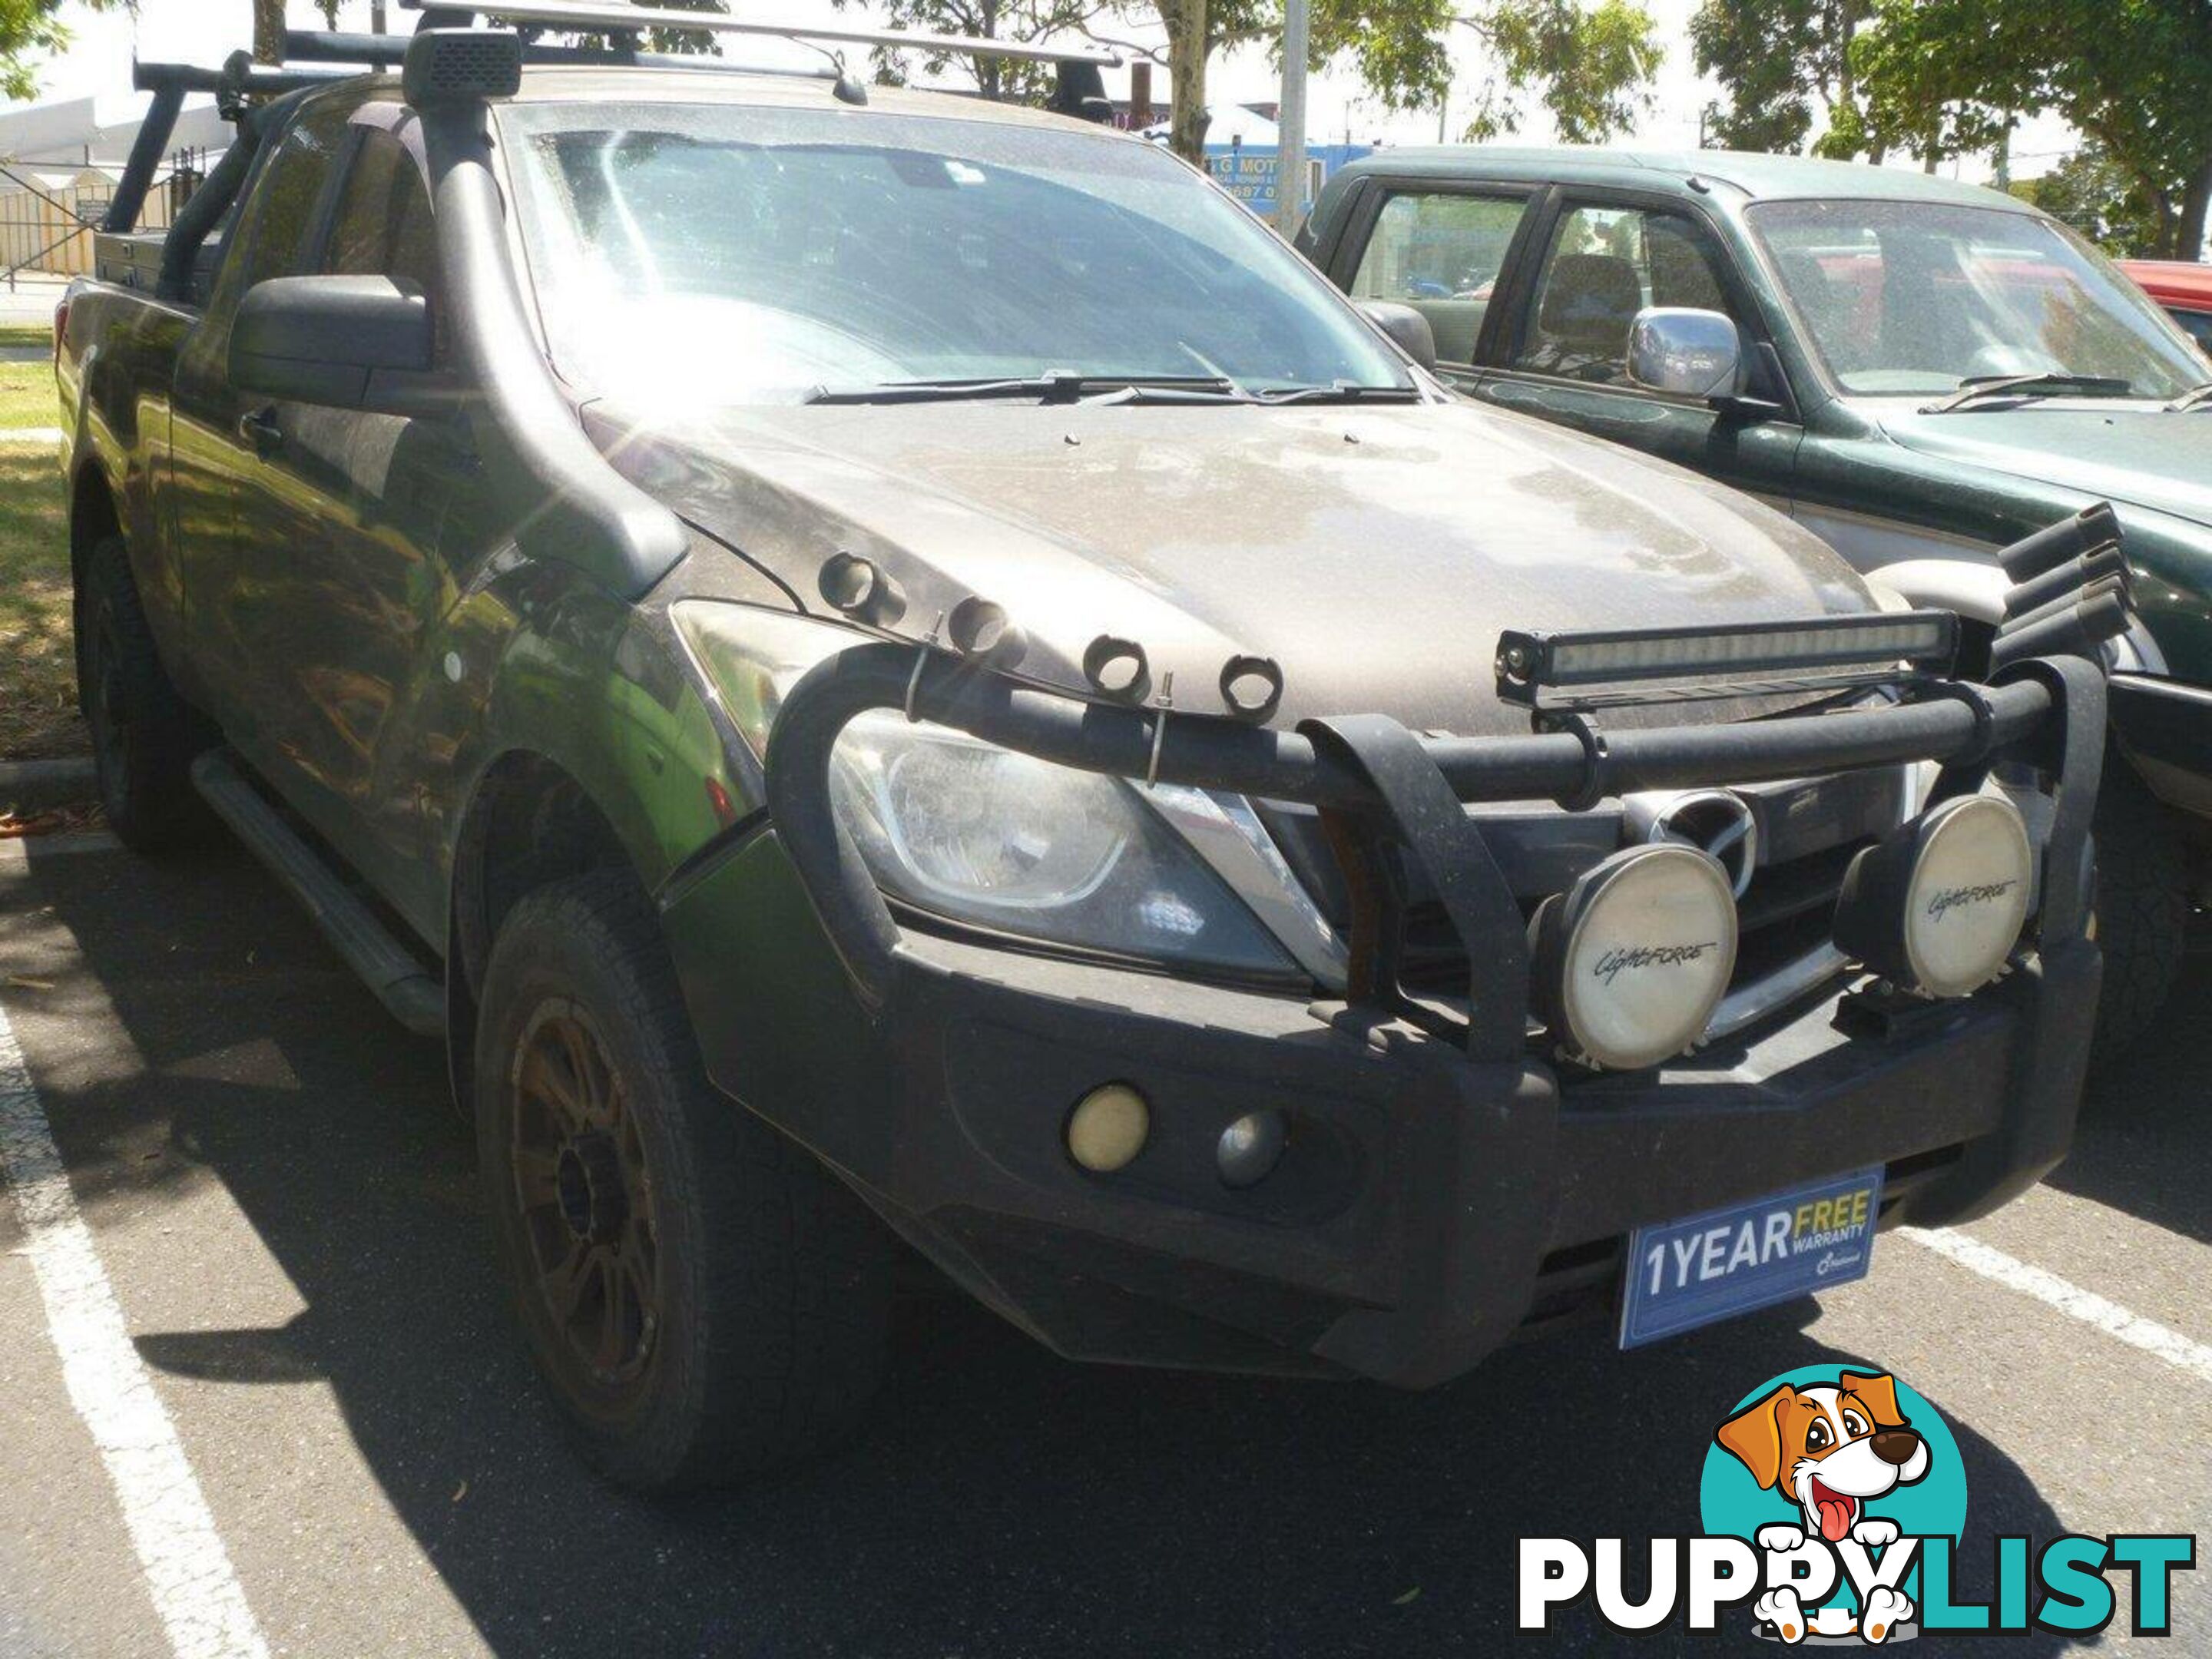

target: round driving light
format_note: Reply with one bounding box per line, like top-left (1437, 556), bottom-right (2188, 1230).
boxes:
top-left (1836, 793), bottom-right (2035, 998)
top-left (1217, 1111), bottom-right (1287, 1188)
top-left (1066, 1083), bottom-right (1150, 1173)
top-left (1530, 845), bottom-right (1739, 1071)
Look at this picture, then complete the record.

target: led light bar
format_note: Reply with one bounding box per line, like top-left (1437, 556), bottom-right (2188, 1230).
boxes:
top-left (399, 0), bottom-right (1122, 65)
top-left (1495, 611), bottom-right (1958, 712)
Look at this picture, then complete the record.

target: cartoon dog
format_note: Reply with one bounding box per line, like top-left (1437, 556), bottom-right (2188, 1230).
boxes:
top-left (1715, 1372), bottom-right (1930, 1645)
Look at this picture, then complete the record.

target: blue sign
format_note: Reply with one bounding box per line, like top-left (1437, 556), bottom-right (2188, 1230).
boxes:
top-left (1202, 143), bottom-right (1370, 220)
top-left (1618, 1166), bottom-right (1883, 1348)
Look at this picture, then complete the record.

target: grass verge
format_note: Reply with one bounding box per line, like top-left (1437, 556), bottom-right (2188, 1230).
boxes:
top-left (0, 361), bottom-right (60, 430)
top-left (0, 321), bottom-right (53, 349)
top-left (0, 448), bottom-right (80, 760)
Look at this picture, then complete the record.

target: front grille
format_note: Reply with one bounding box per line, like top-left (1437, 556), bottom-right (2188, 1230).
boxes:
top-left (1255, 767), bottom-right (1910, 1044)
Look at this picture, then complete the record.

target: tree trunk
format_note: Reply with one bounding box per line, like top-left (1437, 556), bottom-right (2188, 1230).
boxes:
top-left (1162, 0), bottom-right (1209, 164)
top-left (2180, 153), bottom-right (2212, 263)
top-left (253, 0), bottom-right (286, 65)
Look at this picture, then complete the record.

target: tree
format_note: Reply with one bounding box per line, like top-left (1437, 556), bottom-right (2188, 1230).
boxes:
top-left (1453, 0), bottom-right (1659, 141)
top-left (861, 0), bottom-right (1660, 164)
top-left (1688, 0), bottom-right (1872, 156)
top-left (2010, 144), bottom-right (2165, 257)
top-left (1, 0), bottom-right (76, 100)
top-left (257, 0), bottom-right (346, 65)
top-left (856, 0), bottom-right (1124, 104)
top-left (1851, 0), bottom-right (2212, 258)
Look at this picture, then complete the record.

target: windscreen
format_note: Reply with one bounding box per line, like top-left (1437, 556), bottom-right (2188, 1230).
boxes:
top-left (1750, 198), bottom-right (2205, 399)
top-left (498, 101), bottom-right (1410, 406)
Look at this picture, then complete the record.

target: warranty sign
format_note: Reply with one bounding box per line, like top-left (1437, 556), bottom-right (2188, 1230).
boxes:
top-left (1619, 1167), bottom-right (1883, 1348)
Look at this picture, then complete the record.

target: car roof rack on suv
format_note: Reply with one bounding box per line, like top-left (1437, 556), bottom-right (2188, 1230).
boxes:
top-left (104, 0), bottom-right (1122, 237)
top-left (399, 0), bottom-right (1120, 68)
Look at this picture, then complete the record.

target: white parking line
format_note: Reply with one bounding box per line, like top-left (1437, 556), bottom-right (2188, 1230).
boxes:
top-left (1902, 1225), bottom-right (2212, 1386)
top-left (0, 1000), bottom-right (270, 1659)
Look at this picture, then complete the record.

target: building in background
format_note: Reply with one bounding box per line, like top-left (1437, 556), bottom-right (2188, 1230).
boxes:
top-left (0, 93), bottom-right (227, 279)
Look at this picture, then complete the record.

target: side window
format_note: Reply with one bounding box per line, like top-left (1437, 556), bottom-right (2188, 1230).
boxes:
top-left (322, 127), bottom-right (445, 361)
top-left (2174, 309), bottom-right (2212, 359)
top-left (227, 101), bottom-right (353, 293)
top-left (1349, 190), bottom-right (1527, 367)
top-left (1512, 204), bottom-right (1747, 388)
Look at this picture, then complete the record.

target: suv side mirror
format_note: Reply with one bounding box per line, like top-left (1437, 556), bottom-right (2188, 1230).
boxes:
top-left (1356, 300), bottom-right (1439, 373)
top-left (230, 275), bottom-right (438, 412)
top-left (1628, 306), bottom-right (1744, 401)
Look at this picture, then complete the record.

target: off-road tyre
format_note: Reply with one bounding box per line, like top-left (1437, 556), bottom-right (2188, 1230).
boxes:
top-left (2090, 763), bottom-right (2188, 1056)
top-left (475, 868), bottom-right (890, 1492)
top-left (76, 535), bottom-right (212, 850)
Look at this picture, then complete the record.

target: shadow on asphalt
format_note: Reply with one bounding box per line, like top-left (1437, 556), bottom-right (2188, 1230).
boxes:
top-left (2042, 953), bottom-right (2212, 1246)
top-left (6, 835), bottom-right (2167, 1656)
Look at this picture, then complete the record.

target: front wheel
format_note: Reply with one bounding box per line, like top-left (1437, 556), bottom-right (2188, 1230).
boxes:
top-left (475, 869), bottom-right (891, 1492)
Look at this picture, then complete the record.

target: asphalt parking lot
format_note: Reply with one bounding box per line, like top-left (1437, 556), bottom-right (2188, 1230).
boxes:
top-left (1, 830), bottom-right (2207, 1658)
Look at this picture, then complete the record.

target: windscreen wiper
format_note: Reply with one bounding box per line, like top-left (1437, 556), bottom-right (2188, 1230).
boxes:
top-left (1921, 373), bottom-right (2137, 414)
top-left (804, 373), bottom-right (1246, 406)
top-left (1252, 381), bottom-right (1424, 405)
top-left (2167, 382), bottom-right (2212, 412)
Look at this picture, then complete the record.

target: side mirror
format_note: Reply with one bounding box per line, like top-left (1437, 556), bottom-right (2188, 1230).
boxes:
top-left (230, 275), bottom-right (436, 411)
top-left (1356, 300), bottom-right (1439, 373)
top-left (1628, 306), bottom-right (1744, 401)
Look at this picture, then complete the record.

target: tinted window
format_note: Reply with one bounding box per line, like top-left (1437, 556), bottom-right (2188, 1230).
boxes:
top-left (322, 127), bottom-right (444, 359)
top-left (1349, 190), bottom-right (1525, 367)
top-left (2171, 307), bottom-right (2212, 359)
top-left (229, 100), bottom-right (352, 292)
top-left (1512, 204), bottom-right (1744, 386)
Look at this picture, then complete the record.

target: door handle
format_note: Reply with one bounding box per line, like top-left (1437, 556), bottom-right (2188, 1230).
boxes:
top-left (237, 406), bottom-right (283, 456)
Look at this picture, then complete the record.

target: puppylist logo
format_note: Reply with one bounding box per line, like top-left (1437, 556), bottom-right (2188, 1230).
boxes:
top-left (1520, 1365), bottom-right (2195, 1643)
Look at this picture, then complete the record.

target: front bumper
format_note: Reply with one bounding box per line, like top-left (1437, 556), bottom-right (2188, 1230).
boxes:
top-left (665, 833), bottom-right (2098, 1386)
top-left (657, 612), bottom-right (2111, 1387)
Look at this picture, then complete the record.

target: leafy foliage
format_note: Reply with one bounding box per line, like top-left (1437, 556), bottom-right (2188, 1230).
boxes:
top-left (1852, 0), bottom-right (2212, 257)
top-left (1456, 0), bottom-right (1658, 142)
top-left (839, 0), bottom-right (1661, 161)
top-left (1689, 0), bottom-right (1867, 155)
top-left (2009, 145), bottom-right (2166, 257)
top-left (853, 0), bottom-right (1122, 102)
top-left (0, 0), bottom-right (73, 100)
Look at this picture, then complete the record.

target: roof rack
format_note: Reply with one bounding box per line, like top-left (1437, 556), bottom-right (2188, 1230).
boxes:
top-left (102, 2), bottom-right (1123, 238)
top-left (283, 28), bottom-right (839, 84)
top-left (394, 0), bottom-right (1121, 67)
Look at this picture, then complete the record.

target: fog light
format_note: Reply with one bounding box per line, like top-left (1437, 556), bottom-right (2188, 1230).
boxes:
top-left (1530, 844), bottom-right (1738, 1070)
top-left (1217, 1111), bottom-right (1287, 1187)
top-left (1836, 793), bottom-right (2034, 997)
top-left (1067, 1083), bottom-right (1149, 1172)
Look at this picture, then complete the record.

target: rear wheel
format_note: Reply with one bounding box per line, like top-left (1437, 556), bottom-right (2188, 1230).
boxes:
top-left (2090, 762), bottom-right (2189, 1056)
top-left (475, 869), bottom-right (890, 1492)
top-left (76, 535), bottom-right (211, 850)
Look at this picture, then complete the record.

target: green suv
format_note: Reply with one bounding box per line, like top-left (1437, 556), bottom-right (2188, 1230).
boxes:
top-left (1305, 150), bottom-right (2210, 1043)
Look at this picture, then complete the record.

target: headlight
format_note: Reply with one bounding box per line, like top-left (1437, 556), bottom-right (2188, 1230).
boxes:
top-left (1529, 844), bottom-right (1738, 1071)
top-left (671, 602), bottom-right (1296, 978)
top-left (1835, 793), bottom-right (2034, 997)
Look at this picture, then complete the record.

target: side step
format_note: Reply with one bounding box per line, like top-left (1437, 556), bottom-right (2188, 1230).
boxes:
top-left (190, 750), bottom-right (446, 1037)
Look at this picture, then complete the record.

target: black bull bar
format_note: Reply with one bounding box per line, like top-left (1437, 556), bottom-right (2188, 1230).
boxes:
top-left (762, 639), bottom-right (2110, 1055)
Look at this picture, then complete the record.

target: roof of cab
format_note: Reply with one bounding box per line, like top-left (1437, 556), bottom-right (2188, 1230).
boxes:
top-left (1327, 144), bottom-right (2033, 214)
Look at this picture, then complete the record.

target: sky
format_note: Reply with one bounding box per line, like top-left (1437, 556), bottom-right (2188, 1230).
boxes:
top-left (6, 0), bottom-right (2070, 180)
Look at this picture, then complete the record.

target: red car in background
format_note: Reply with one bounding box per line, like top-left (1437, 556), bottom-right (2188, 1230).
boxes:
top-left (2121, 259), bottom-right (2212, 355)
